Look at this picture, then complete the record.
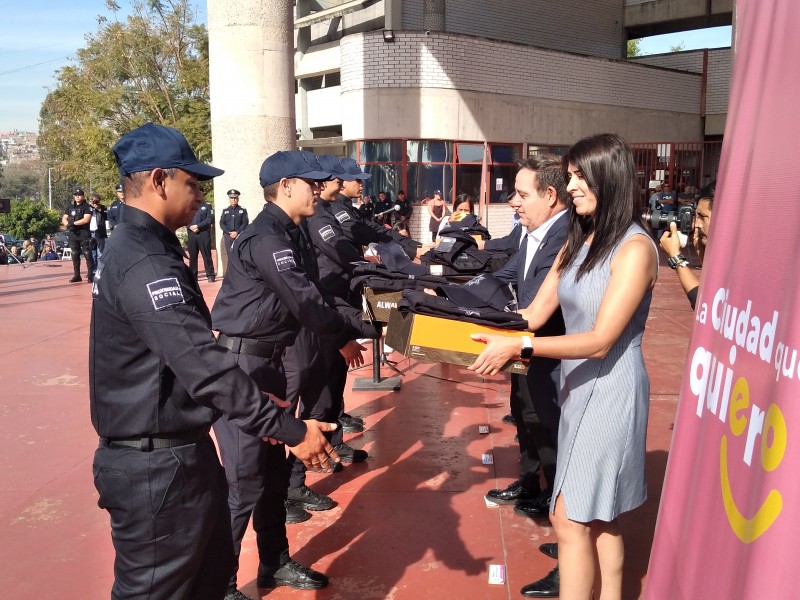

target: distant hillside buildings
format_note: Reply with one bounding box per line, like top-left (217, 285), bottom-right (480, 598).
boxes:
top-left (0, 131), bottom-right (40, 165)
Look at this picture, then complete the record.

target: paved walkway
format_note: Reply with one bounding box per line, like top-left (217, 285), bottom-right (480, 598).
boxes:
top-left (0, 256), bottom-right (694, 599)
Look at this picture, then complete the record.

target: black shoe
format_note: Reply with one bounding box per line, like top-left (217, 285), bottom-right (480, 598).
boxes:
top-left (339, 413), bottom-right (365, 433)
top-left (207, 275), bottom-right (216, 282)
top-left (342, 412), bottom-right (365, 424)
top-left (539, 542), bottom-right (558, 560)
top-left (257, 559), bottom-right (328, 590)
top-left (285, 501), bottom-right (311, 524)
top-left (514, 491), bottom-right (552, 519)
top-left (521, 567), bottom-right (559, 598)
top-left (69, 275), bottom-right (82, 283)
top-left (224, 590), bottom-right (254, 600)
top-left (502, 413), bottom-right (516, 425)
top-left (287, 485), bottom-right (335, 511)
top-left (485, 479), bottom-right (537, 505)
top-left (332, 442), bottom-right (368, 463)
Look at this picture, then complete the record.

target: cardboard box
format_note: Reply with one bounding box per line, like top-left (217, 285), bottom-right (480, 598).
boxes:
top-left (362, 288), bottom-right (403, 323)
top-left (385, 309), bottom-right (529, 374)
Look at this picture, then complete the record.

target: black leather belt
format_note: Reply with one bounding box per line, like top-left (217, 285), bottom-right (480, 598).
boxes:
top-left (102, 426), bottom-right (210, 452)
top-left (217, 333), bottom-right (285, 360)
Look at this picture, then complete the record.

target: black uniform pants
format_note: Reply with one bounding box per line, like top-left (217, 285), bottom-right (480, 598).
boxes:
top-left (511, 360), bottom-right (560, 494)
top-left (188, 230), bottom-right (214, 278)
top-left (69, 229), bottom-right (96, 279)
top-left (283, 328), bottom-right (337, 488)
top-left (318, 338), bottom-right (348, 448)
top-left (93, 436), bottom-right (234, 600)
top-left (212, 352), bottom-right (289, 591)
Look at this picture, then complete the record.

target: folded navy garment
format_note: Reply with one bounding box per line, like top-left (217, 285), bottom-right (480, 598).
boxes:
top-left (435, 273), bottom-right (517, 312)
top-left (350, 263), bottom-right (449, 292)
top-left (398, 289), bottom-right (529, 330)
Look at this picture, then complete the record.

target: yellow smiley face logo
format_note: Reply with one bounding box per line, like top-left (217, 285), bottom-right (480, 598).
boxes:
top-left (720, 380), bottom-right (786, 543)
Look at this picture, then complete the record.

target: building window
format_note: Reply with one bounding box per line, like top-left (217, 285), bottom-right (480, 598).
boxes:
top-left (351, 138), bottom-right (521, 204)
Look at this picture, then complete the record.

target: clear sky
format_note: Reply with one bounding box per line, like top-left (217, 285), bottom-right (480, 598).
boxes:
top-left (0, 2), bottom-right (731, 133)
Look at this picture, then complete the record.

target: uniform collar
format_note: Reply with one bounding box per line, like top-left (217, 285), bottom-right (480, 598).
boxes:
top-left (121, 205), bottom-right (185, 257)
top-left (263, 200), bottom-right (298, 234)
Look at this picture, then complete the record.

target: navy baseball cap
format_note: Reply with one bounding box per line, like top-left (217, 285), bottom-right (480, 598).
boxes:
top-left (115, 183), bottom-right (124, 192)
top-left (259, 150), bottom-right (331, 187)
top-left (112, 123), bottom-right (224, 181)
top-left (376, 241), bottom-right (429, 276)
top-left (317, 155), bottom-right (355, 181)
top-left (73, 188), bottom-right (85, 195)
top-left (437, 274), bottom-right (517, 312)
top-left (340, 158), bottom-right (371, 181)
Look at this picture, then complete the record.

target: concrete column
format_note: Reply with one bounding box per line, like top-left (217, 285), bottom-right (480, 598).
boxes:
top-left (295, 0), bottom-right (312, 140)
top-left (207, 0), bottom-right (297, 274)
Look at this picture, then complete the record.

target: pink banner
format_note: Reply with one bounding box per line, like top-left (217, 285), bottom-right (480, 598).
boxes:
top-left (646, 1), bottom-right (800, 597)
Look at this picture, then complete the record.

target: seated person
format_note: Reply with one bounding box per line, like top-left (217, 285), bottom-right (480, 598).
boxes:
top-left (41, 247), bottom-right (59, 261)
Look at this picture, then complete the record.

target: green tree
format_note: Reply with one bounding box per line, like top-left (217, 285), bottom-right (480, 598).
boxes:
top-left (38, 0), bottom-right (210, 198)
top-left (627, 39), bottom-right (642, 58)
top-left (0, 199), bottom-right (61, 240)
top-left (670, 42), bottom-right (686, 53)
top-left (0, 162), bottom-right (43, 201)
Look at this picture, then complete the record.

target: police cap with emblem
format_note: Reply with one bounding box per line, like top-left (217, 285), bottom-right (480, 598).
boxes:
top-left (259, 150), bottom-right (332, 187)
top-left (73, 188), bottom-right (85, 196)
top-left (227, 189), bottom-right (240, 198)
top-left (112, 122), bottom-right (224, 181)
top-left (115, 183), bottom-right (124, 192)
top-left (339, 158), bottom-right (371, 181)
top-left (317, 155), bottom-right (356, 182)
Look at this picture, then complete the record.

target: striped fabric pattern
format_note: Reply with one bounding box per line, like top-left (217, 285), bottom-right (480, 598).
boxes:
top-left (552, 224), bottom-right (655, 522)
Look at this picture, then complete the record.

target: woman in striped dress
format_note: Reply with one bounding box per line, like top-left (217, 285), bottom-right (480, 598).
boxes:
top-left (470, 133), bottom-right (658, 600)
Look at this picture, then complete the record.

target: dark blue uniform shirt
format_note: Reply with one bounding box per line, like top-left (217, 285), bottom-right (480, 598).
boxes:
top-left (211, 201), bottom-right (373, 349)
top-left (190, 201), bottom-right (214, 231)
top-left (89, 204), bottom-right (306, 445)
top-left (220, 205), bottom-right (249, 236)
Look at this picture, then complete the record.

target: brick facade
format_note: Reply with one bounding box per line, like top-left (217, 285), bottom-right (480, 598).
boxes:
top-left (401, 0), bottom-right (625, 60)
top-left (631, 48), bottom-right (731, 115)
top-left (341, 31), bottom-right (701, 114)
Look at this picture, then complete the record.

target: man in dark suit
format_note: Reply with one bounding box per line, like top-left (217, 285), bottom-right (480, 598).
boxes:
top-left (479, 191), bottom-right (524, 253)
top-left (484, 155), bottom-right (569, 598)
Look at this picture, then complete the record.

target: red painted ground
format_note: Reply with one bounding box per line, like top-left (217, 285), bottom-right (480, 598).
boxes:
top-left (0, 255), bottom-right (694, 599)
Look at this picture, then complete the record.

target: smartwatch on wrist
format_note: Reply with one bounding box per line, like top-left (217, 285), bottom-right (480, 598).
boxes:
top-left (520, 336), bottom-right (533, 360)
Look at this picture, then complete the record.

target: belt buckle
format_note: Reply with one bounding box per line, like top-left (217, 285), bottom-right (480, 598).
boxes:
top-left (140, 436), bottom-right (153, 452)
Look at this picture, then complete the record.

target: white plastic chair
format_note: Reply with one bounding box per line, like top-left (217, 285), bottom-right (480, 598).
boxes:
top-left (61, 248), bottom-right (72, 260)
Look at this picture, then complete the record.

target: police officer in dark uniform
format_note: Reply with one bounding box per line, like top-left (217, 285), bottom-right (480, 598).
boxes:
top-left (211, 150), bottom-right (377, 599)
top-left (188, 197), bottom-right (216, 281)
top-left (219, 188), bottom-right (249, 249)
top-left (334, 158), bottom-right (420, 260)
top-left (106, 183), bottom-right (125, 233)
top-left (373, 190), bottom-right (393, 224)
top-left (92, 123), bottom-right (339, 600)
top-left (62, 187), bottom-right (96, 283)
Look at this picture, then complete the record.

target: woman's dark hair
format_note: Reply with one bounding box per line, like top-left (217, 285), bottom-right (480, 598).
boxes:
top-left (557, 133), bottom-right (643, 280)
top-left (453, 193), bottom-right (474, 213)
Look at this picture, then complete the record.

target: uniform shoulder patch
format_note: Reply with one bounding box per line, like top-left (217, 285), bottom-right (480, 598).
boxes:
top-left (273, 249), bottom-right (296, 272)
top-left (319, 225), bottom-right (335, 242)
top-left (146, 277), bottom-right (186, 310)
top-left (334, 211), bottom-right (351, 223)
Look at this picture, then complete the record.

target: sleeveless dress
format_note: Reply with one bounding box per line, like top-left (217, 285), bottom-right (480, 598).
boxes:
top-left (428, 202), bottom-right (444, 233)
top-left (552, 224), bottom-right (656, 522)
